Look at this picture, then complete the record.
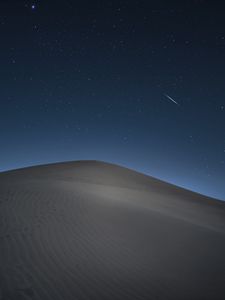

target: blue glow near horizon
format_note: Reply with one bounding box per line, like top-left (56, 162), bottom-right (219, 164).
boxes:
top-left (1, 150), bottom-right (224, 201)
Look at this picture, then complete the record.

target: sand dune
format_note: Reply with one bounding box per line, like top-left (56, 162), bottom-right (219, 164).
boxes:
top-left (0, 160), bottom-right (225, 300)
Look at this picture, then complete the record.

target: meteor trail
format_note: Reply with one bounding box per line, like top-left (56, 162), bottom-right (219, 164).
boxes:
top-left (164, 94), bottom-right (180, 106)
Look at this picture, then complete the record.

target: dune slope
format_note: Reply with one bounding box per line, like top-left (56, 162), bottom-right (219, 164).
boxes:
top-left (0, 160), bottom-right (225, 300)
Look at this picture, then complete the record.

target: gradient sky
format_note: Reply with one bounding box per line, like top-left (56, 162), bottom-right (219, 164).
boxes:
top-left (1, 0), bottom-right (225, 200)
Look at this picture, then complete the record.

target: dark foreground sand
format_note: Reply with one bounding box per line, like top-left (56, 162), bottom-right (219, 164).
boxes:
top-left (0, 161), bottom-right (225, 300)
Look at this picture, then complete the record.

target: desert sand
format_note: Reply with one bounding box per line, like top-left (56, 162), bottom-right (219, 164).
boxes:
top-left (0, 160), bottom-right (225, 299)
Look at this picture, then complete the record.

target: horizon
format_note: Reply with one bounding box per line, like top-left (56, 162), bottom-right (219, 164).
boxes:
top-left (1, 159), bottom-right (223, 201)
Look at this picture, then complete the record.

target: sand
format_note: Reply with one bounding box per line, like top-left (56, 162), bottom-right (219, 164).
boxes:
top-left (0, 160), bottom-right (225, 299)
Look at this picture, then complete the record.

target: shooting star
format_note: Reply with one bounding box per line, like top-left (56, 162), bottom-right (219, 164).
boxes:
top-left (164, 94), bottom-right (180, 106)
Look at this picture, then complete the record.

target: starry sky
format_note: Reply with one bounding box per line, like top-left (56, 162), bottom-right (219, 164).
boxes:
top-left (1, 0), bottom-right (225, 200)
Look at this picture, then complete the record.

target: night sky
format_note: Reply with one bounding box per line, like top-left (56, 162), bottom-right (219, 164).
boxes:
top-left (1, 1), bottom-right (225, 200)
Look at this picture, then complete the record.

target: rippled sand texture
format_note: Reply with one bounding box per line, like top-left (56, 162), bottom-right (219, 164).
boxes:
top-left (0, 161), bottom-right (225, 300)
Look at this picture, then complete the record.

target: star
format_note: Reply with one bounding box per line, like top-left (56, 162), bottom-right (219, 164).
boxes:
top-left (31, 4), bottom-right (36, 10)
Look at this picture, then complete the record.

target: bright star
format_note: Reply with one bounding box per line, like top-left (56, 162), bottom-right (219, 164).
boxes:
top-left (31, 4), bottom-right (36, 10)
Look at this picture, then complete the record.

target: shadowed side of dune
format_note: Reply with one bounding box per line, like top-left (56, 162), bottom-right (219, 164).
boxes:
top-left (0, 160), bottom-right (225, 300)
